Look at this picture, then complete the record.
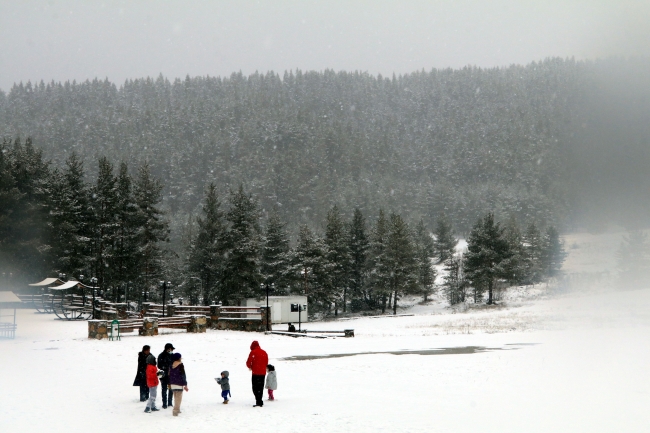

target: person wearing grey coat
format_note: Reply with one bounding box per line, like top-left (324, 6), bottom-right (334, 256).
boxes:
top-left (216, 371), bottom-right (231, 404)
top-left (265, 365), bottom-right (277, 401)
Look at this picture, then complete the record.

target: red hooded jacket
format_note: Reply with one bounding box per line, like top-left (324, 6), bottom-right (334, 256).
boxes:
top-left (146, 364), bottom-right (160, 387)
top-left (246, 340), bottom-right (268, 375)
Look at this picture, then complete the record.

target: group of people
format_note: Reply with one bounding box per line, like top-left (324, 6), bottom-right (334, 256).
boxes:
top-left (133, 340), bottom-right (277, 414)
top-left (133, 343), bottom-right (188, 416)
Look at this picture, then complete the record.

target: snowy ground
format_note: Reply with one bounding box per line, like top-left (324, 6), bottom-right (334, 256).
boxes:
top-left (2, 287), bottom-right (649, 433)
top-left (2, 232), bottom-right (650, 433)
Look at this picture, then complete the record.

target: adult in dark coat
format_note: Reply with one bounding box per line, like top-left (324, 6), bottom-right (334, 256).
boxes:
top-left (246, 340), bottom-right (268, 407)
top-left (133, 345), bottom-right (151, 401)
top-left (157, 343), bottom-right (175, 409)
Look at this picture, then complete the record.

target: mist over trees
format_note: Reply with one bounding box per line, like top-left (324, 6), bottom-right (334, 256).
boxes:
top-left (3, 58), bottom-right (650, 240)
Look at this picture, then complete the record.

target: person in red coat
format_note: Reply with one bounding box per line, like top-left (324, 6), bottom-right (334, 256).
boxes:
top-left (144, 354), bottom-right (160, 413)
top-left (246, 340), bottom-right (268, 407)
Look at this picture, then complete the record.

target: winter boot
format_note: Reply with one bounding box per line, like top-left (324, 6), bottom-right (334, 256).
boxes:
top-left (151, 406), bottom-right (160, 412)
top-left (144, 407), bottom-right (151, 413)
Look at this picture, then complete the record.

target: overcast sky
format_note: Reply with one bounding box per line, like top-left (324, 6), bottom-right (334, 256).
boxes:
top-left (1, 0), bottom-right (649, 91)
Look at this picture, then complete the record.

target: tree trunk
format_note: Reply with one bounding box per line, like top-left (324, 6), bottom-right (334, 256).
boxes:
top-left (334, 302), bottom-right (338, 316)
top-left (387, 292), bottom-right (393, 310)
top-left (393, 290), bottom-right (398, 315)
top-left (381, 295), bottom-right (386, 314)
top-left (487, 279), bottom-right (493, 305)
top-left (343, 288), bottom-right (347, 313)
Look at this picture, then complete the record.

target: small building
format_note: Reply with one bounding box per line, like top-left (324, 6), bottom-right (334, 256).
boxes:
top-left (0, 291), bottom-right (22, 339)
top-left (242, 296), bottom-right (308, 324)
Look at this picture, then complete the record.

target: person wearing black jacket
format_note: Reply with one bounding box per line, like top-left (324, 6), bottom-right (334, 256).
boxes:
top-left (133, 345), bottom-right (151, 401)
top-left (157, 343), bottom-right (175, 409)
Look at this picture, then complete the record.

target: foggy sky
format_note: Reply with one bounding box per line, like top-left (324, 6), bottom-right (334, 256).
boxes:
top-left (1, 0), bottom-right (649, 91)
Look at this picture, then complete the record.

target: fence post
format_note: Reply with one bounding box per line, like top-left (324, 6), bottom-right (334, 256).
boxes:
top-left (187, 315), bottom-right (207, 333)
top-left (209, 305), bottom-right (220, 329)
top-left (88, 320), bottom-right (109, 340)
top-left (139, 317), bottom-right (158, 336)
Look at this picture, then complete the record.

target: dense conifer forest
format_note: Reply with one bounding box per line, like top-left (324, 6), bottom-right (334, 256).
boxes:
top-left (1, 57), bottom-right (648, 311)
top-left (2, 58), bottom-right (650, 236)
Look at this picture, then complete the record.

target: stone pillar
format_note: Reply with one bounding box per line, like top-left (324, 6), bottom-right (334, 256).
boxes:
top-left (260, 306), bottom-right (271, 331)
top-left (88, 320), bottom-right (109, 340)
top-left (141, 302), bottom-right (152, 315)
top-left (209, 305), bottom-right (220, 329)
top-left (165, 304), bottom-right (176, 317)
top-left (344, 329), bottom-right (355, 338)
top-left (187, 315), bottom-right (207, 333)
top-left (139, 317), bottom-right (159, 336)
top-left (114, 303), bottom-right (127, 319)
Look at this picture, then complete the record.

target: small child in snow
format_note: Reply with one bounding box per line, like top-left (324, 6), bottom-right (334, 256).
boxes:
top-left (265, 365), bottom-right (277, 401)
top-left (216, 371), bottom-right (231, 404)
top-left (144, 354), bottom-right (162, 413)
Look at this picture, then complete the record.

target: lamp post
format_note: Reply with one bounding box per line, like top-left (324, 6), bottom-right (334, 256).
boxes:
top-left (159, 281), bottom-right (171, 317)
top-left (90, 277), bottom-right (98, 319)
top-left (260, 282), bottom-right (275, 331)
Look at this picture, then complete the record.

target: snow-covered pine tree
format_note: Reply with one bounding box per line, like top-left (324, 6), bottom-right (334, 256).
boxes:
top-left (324, 205), bottom-right (351, 314)
top-left (433, 214), bottom-right (457, 264)
top-left (133, 162), bottom-right (169, 298)
top-left (414, 219), bottom-right (436, 302)
top-left (541, 226), bottom-right (566, 279)
top-left (366, 209), bottom-right (391, 312)
top-left (89, 156), bottom-right (118, 291)
top-left (464, 213), bottom-right (512, 304)
top-left (48, 152), bottom-right (91, 281)
top-left (113, 162), bottom-right (139, 295)
top-left (385, 213), bottom-right (418, 314)
top-left (523, 222), bottom-right (544, 283)
top-left (221, 184), bottom-right (262, 305)
top-left (502, 215), bottom-right (527, 285)
top-left (261, 207), bottom-right (292, 292)
top-left (348, 208), bottom-right (369, 311)
top-left (290, 225), bottom-right (332, 311)
top-left (188, 183), bottom-right (226, 305)
top-left (616, 229), bottom-right (649, 289)
top-left (1, 138), bottom-right (52, 284)
top-left (442, 254), bottom-right (466, 305)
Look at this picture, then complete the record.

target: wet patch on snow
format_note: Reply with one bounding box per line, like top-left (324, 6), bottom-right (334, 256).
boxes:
top-left (281, 343), bottom-right (534, 361)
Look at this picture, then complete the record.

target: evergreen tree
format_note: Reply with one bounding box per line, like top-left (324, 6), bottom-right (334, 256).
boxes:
top-left (1, 138), bottom-right (53, 284)
top-left (348, 208), bottom-right (369, 311)
top-left (442, 254), bottom-right (466, 305)
top-left (523, 222), bottom-right (544, 283)
top-left (366, 209), bottom-right (391, 312)
top-left (113, 162), bottom-right (138, 294)
top-left (133, 162), bottom-right (169, 297)
top-left (290, 225), bottom-right (331, 311)
top-left (385, 213), bottom-right (418, 314)
top-left (464, 213), bottom-right (512, 304)
top-left (433, 214), bottom-right (457, 264)
top-left (261, 207), bottom-right (292, 291)
top-left (188, 183), bottom-right (226, 305)
top-left (324, 205), bottom-right (350, 314)
top-left (89, 157), bottom-right (118, 291)
top-left (48, 153), bottom-right (91, 279)
top-left (502, 215), bottom-right (527, 285)
top-left (221, 184), bottom-right (262, 305)
top-left (541, 226), bottom-right (566, 279)
top-left (414, 219), bottom-right (436, 302)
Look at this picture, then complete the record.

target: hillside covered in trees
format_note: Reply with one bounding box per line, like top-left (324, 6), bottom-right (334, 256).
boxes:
top-left (2, 57), bottom-right (650, 238)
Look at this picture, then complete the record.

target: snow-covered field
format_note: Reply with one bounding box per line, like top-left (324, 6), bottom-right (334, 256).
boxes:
top-left (2, 288), bottom-right (649, 433)
top-left (2, 233), bottom-right (650, 433)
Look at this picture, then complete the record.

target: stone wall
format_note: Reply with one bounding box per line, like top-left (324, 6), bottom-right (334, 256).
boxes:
top-left (139, 317), bottom-right (158, 336)
top-left (187, 315), bottom-right (207, 333)
top-left (88, 320), bottom-right (108, 339)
